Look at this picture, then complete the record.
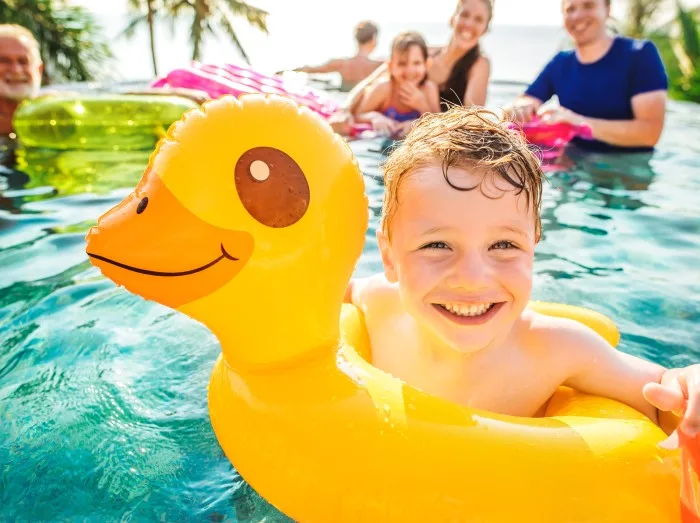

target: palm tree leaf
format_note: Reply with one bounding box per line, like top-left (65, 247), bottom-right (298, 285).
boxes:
top-left (119, 14), bottom-right (148, 39)
top-left (216, 14), bottom-right (251, 63)
top-left (1, 0), bottom-right (112, 82)
top-left (219, 0), bottom-right (269, 33)
top-left (676, 0), bottom-right (700, 65)
top-left (159, 0), bottom-right (268, 63)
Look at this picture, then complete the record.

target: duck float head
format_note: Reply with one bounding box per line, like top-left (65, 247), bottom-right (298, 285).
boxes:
top-left (86, 94), bottom-right (367, 368)
top-left (87, 95), bottom-right (690, 522)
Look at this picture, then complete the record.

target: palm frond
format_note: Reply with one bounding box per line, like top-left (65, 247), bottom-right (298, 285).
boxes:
top-left (220, 0), bottom-right (269, 33)
top-left (119, 14), bottom-right (148, 38)
top-left (216, 13), bottom-right (251, 63)
top-left (676, 0), bottom-right (700, 65)
top-left (0, 0), bottom-right (112, 82)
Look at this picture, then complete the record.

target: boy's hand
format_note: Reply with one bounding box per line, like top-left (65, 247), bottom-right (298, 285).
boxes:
top-left (643, 366), bottom-right (700, 448)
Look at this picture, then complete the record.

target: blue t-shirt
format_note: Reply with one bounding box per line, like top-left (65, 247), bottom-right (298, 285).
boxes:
top-left (525, 36), bottom-right (668, 152)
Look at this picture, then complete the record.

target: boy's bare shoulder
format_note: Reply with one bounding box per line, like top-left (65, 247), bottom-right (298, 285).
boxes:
top-left (350, 274), bottom-right (398, 312)
top-left (520, 308), bottom-right (615, 368)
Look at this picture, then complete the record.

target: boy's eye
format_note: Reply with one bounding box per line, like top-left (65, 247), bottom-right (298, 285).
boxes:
top-left (490, 240), bottom-right (517, 250)
top-left (421, 241), bottom-right (450, 250)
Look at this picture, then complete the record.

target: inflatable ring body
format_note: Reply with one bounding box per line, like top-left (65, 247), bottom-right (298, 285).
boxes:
top-left (14, 94), bottom-right (199, 150)
top-left (86, 94), bottom-right (685, 522)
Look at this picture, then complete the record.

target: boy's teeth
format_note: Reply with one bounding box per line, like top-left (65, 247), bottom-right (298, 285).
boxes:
top-left (441, 303), bottom-right (493, 317)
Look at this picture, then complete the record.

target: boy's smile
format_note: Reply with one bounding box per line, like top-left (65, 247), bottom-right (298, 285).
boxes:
top-left (433, 301), bottom-right (503, 325)
top-left (378, 162), bottom-right (537, 354)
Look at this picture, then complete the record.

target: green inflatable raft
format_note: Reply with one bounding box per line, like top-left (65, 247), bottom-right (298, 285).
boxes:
top-left (13, 94), bottom-right (199, 151)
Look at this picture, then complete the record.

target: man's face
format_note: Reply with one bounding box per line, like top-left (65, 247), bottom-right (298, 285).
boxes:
top-left (0, 36), bottom-right (43, 102)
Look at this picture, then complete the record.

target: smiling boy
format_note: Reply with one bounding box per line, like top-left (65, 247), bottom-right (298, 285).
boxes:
top-left (345, 106), bottom-right (699, 443)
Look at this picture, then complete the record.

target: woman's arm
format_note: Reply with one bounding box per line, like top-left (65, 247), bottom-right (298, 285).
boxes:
top-left (464, 55), bottom-right (490, 107)
top-left (423, 81), bottom-right (441, 113)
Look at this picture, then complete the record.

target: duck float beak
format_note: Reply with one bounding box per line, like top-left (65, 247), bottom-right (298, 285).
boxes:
top-left (85, 169), bottom-right (253, 309)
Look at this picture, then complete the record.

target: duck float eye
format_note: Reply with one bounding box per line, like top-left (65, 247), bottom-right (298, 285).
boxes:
top-left (234, 146), bottom-right (310, 228)
top-left (136, 197), bottom-right (149, 215)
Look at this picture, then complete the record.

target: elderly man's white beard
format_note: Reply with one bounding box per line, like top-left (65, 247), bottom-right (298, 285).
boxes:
top-left (0, 76), bottom-right (40, 102)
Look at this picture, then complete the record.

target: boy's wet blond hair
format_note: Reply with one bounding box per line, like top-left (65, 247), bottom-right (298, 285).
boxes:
top-left (381, 106), bottom-right (544, 241)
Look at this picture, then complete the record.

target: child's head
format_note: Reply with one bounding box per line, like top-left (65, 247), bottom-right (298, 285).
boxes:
top-left (388, 31), bottom-right (429, 86)
top-left (378, 106), bottom-right (544, 354)
top-left (354, 20), bottom-right (379, 49)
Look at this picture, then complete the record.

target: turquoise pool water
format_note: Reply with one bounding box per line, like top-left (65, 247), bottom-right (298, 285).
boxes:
top-left (1, 85), bottom-right (699, 521)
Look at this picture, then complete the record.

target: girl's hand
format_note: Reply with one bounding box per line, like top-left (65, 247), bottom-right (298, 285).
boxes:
top-left (393, 120), bottom-right (415, 139)
top-left (370, 113), bottom-right (399, 135)
top-left (398, 83), bottom-right (428, 113)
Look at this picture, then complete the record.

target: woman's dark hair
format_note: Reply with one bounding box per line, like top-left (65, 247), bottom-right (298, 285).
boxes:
top-left (439, 46), bottom-right (481, 110)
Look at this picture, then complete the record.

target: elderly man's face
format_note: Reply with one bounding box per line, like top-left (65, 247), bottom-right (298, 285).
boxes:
top-left (0, 36), bottom-right (43, 102)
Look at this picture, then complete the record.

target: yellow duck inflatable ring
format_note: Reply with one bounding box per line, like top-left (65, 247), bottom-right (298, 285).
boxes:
top-left (86, 94), bottom-right (686, 522)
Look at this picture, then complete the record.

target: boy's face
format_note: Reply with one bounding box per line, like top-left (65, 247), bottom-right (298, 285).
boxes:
top-left (389, 45), bottom-right (426, 86)
top-left (378, 162), bottom-right (536, 354)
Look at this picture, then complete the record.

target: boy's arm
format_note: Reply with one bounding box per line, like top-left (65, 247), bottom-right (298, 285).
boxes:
top-left (342, 275), bottom-right (383, 310)
top-left (343, 280), bottom-right (355, 304)
top-left (540, 315), bottom-right (700, 442)
top-left (547, 318), bottom-right (665, 422)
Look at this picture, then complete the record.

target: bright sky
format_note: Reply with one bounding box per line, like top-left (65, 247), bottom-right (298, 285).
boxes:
top-left (63, 0), bottom-right (689, 81)
top-left (71, 0), bottom-right (580, 26)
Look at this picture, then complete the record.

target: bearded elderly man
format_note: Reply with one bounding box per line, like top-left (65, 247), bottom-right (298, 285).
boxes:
top-left (0, 24), bottom-right (43, 137)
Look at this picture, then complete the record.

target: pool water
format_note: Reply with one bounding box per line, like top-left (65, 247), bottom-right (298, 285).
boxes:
top-left (1, 85), bottom-right (699, 521)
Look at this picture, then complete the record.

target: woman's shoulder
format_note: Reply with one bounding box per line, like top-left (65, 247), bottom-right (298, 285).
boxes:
top-left (474, 53), bottom-right (491, 68)
top-left (466, 53), bottom-right (491, 78)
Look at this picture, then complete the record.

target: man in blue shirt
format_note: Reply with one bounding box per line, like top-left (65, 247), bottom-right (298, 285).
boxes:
top-left (504, 0), bottom-right (668, 152)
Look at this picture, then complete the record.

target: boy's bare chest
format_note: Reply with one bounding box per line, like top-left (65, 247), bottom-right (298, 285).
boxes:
top-left (367, 319), bottom-right (561, 417)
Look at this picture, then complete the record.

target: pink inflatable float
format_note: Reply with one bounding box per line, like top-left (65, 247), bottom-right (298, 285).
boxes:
top-left (151, 62), bottom-right (339, 118)
top-left (509, 117), bottom-right (593, 158)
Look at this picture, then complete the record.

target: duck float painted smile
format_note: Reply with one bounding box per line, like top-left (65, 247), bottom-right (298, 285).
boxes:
top-left (86, 94), bottom-right (688, 522)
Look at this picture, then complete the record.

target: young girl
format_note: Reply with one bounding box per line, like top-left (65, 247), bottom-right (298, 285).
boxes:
top-left (354, 31), bottom-right (440, 137)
